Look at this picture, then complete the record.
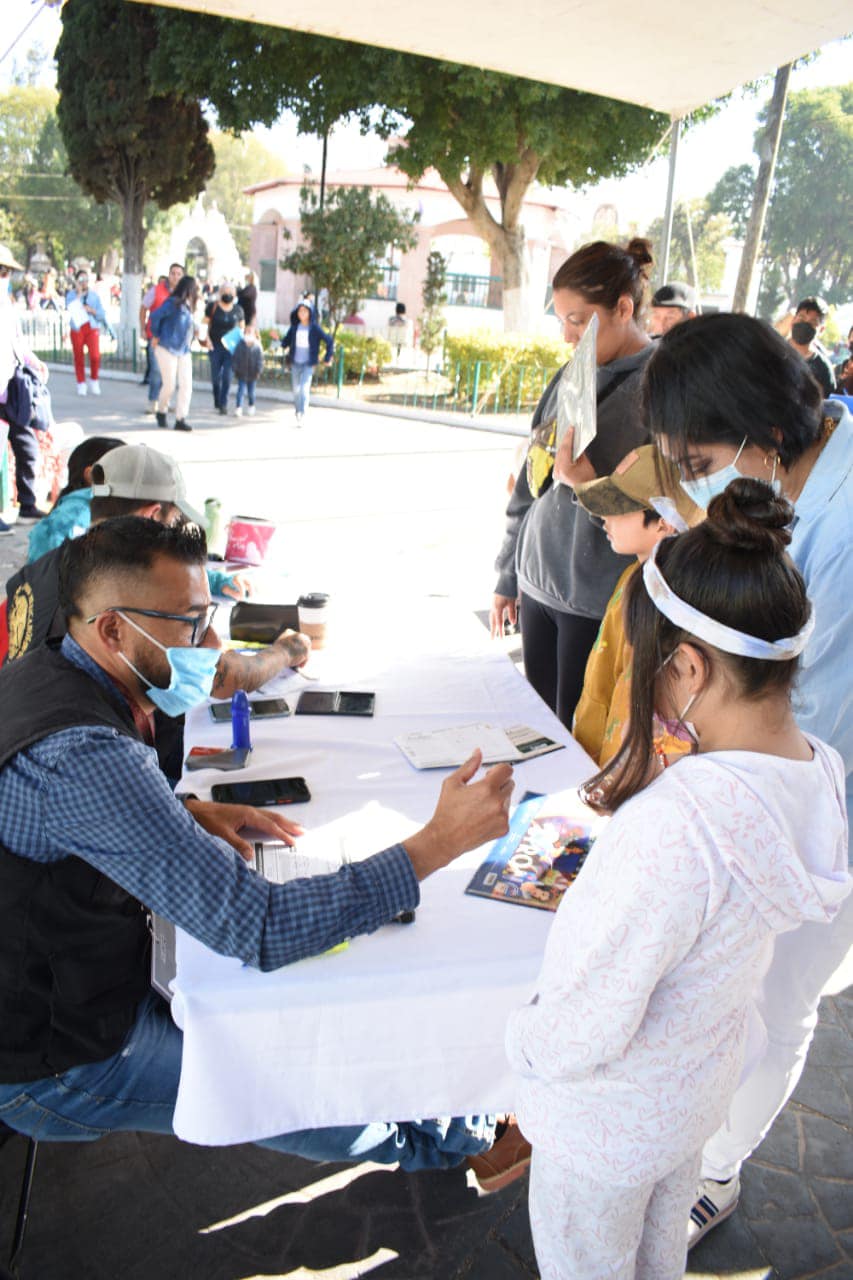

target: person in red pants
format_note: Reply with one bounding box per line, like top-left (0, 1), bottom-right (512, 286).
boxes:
top-left (66, 268), bottom-right (108, 396)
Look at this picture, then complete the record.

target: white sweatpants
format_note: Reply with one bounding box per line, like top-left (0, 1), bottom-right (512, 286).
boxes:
top-left (702, 888), bottom-right (853, 1181)
top-left (155, 346), bottom-right (192, 422)
top-left (529, 1149), bottom-right (700, 1280)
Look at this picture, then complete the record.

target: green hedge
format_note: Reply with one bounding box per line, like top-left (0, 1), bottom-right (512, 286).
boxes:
top-left (335, 331), bottom-right (393, 379)
top-left (443, 330), bottom-right (570, 405)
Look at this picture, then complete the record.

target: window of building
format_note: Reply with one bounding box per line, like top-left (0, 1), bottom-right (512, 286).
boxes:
top-left (259, 259), bottom-right (277, 292)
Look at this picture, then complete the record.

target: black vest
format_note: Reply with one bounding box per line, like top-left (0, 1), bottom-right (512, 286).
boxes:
top-left (0, 644), bottom-right (152, 1083)
top-left (4, 549), bottom-right (185, 783)
top-left (5, 545), bottom-right (64, 663)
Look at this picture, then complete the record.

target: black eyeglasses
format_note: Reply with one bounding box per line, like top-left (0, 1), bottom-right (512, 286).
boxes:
top-left (88, 604), bottom-right (218, 647)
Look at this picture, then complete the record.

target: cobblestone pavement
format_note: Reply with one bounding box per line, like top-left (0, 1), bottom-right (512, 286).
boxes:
top-left (0, 370), bottom-right (850, 1279)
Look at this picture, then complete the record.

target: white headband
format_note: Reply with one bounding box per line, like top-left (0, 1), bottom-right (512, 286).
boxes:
top-left (642, 543), bottom-right (814, 661)
top-left (648, 495), bottom-right (690, 533)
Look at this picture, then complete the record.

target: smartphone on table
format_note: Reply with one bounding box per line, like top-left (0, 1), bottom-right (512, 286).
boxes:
top-left (211, 777), bottom-right (311, 806)
top-left (209, 698), bottom-right (291, 723)
top-left (295, 690), bottom-right (375, 717)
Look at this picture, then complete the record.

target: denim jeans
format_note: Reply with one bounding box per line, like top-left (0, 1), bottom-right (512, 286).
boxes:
top-left (0, 991), bottom-right (494, 1171)
top-left (147, 344), bottom-right (163, 404)
top-left (208, 346), bottom-right (233, 409)
top-left (2, 416), bottom-right (39, 508)
top-left (291, 362), bottom-right (314, 416)
top-left (235, 379), bottom-right (255, 408)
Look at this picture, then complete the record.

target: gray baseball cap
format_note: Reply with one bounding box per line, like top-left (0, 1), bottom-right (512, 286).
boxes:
top-left (651, 282), bottom-right (697, 310)
top-left (90, 444), bottom-right (204, 525)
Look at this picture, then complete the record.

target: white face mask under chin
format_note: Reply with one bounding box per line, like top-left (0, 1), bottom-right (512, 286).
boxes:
top-left (676, 690), bottom-right (700, 743)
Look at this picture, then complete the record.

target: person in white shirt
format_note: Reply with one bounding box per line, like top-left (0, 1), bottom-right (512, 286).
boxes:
top-left (280, 302), bottom-right (334, 427)
top-left (506, 479), bottom-right (850, 1280)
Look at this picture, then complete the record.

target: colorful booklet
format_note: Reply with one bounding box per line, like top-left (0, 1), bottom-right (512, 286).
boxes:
top-left (465, 789), bottom-right (604, 911)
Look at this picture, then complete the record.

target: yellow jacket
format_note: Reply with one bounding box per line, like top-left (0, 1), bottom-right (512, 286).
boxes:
top-left (572, 564), bottom-right (636, 766)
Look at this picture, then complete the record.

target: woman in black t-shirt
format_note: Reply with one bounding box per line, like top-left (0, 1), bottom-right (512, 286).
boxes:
top-left (205, 284), bottom-right (244, 414)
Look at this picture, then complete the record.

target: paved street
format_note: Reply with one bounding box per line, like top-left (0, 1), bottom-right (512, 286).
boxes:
top-left (1, 369), bottom-right (850, 1279)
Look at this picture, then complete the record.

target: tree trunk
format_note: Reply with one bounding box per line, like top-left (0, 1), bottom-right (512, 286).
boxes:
top-left (500, 226), bottom-right (532, 333)
top-left (733, 64), bottom-right (791, 314)
top-left (441, 155), bottom-right (540, 333)
top-left (118, 185), bottom-right (147, 360)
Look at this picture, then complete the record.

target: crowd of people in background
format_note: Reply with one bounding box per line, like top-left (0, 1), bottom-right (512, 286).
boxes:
top-left (4, 247), bottom-right (852, 441)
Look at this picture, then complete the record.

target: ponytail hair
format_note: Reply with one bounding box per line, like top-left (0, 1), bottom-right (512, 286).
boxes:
top-left (583, 478), bottom-right (811, 812)
top-left (553, 238), bottom-right (654, 316)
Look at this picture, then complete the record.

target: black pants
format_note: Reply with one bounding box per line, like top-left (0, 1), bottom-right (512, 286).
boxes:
top-left (520, 594), bottom-right (601, 730)
top-left (1, 417), bottom-right (38, 509)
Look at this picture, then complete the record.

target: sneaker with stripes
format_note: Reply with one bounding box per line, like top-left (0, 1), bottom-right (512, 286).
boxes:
top-left (688, 1175), bottom-right (740, 1249)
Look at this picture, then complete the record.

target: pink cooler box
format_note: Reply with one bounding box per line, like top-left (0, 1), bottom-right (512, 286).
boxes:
top-left (224, 515), bottom-right (277, 566)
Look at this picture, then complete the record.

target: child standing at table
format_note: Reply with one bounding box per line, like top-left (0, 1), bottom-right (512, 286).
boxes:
top-left (506, 480), bottom-right (850, 1280)
top-left (570, 444), bottom-right (701, 766)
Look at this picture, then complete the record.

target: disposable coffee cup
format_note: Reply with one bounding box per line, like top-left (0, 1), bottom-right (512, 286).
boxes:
top-left (297, 593), bottom-right (330, 650)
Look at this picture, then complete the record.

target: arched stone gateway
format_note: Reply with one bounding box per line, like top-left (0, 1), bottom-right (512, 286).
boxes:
top-left (185, 237), bottom-right (209, 280)
top-left (163, 196), bottom-right (243, 286)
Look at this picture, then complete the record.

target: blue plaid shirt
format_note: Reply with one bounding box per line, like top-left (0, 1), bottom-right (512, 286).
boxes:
top-left (0, 635), bottom-right (420, 970)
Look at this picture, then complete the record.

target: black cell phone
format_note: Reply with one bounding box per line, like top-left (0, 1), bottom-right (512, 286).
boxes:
top-left (209, 698), bottom-right (291, 723)
top-left (295, 690), bottom-right (375, 717)
top-left (211, 776), bottom-right (311, 806)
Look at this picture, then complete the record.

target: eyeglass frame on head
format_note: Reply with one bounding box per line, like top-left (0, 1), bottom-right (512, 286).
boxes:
top-left (87, 603), bottom-right (218, 648)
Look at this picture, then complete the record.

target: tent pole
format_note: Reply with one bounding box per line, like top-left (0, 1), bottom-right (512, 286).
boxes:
top-left (660, 116), bottom-right (681, 283)
top-left (684, 199), bottom-right (701, 312)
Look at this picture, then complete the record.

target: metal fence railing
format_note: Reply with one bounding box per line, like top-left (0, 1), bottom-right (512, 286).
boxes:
top-left (445, 273), bottom-right (503, 309)
top-left (20, 314), bottom-right (138, 370)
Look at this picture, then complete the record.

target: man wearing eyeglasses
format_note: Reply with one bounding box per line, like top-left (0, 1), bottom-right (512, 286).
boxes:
top-left (0, 515), bottom-right (514, 1170)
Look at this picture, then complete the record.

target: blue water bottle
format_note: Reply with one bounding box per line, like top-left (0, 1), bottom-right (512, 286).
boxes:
top-left (230, 690), bottom-right (252, 751)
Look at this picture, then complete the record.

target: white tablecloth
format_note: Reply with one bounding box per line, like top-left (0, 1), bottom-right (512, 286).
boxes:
top-left (170, 600), bottom-right (595, 1144)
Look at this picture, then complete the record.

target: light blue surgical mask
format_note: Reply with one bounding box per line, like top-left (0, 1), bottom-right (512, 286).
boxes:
top-left (679, 438), bottom-right (783, 509)
top-left (118, 611), bottom-right (220, 718)
top-left (678, 437), bottom-right (748, 509)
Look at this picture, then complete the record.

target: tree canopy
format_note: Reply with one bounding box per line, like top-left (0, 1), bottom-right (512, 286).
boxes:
top-left (150, 14), bottom-right (668, 330)
top-left (281, 185), bottom-right (418, 331)
top-left (204, 131), bottom-right (286, 261)
top-left (645, 199), bottom-right (730, 295)
top-left (706, 163), bottom-right (754, 240)
top-left (0, 90), bottom-right (119, 271)
top-left (708, 83), bottom-right (852, 311)
top-left (56, 0), bottom-right (215, 330)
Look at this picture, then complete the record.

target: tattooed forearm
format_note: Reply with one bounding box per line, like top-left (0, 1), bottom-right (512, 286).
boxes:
top-left (210, 648), bottom-right (288, 699)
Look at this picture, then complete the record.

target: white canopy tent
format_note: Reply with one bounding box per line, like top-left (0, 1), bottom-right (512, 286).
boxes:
top-left (140, 0), bottom-right (850, 313)
top-left (141, 0), bottom-right (851, 117)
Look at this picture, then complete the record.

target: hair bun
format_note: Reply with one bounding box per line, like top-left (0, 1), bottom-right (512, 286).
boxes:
top-left (625, 237), bottom-right (654, 275)
top-left (704, 477), bottom-right (793, 553)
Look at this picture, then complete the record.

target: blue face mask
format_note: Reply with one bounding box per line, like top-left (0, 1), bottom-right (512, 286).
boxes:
top-left (679, 437), bottom-right (782, 509)
top-left (118, 611), bottom-right (220, 718)
top-left (678, 437), bottom-right (748, 509)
